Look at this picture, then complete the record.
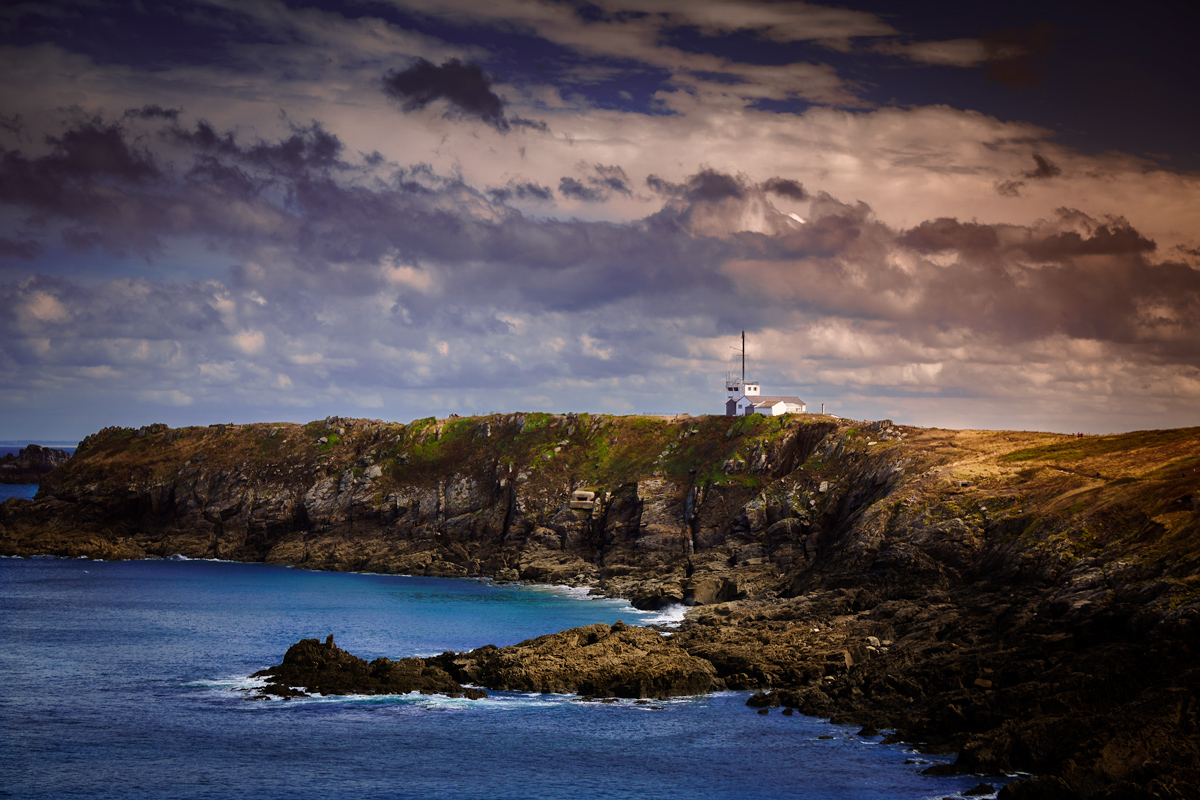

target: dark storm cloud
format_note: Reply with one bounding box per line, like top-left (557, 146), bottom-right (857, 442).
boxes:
top-left (1025, 222), bottom-right (1156, 260)
top-left (685, 169), bottom-right (743, 202)
top-left (509, 116), bottom-right (550, 132)
top-left (124, 104), bottom-right (182, 121)
top-left (559, 164), bottom-right (632, 203)
top-left (1025, 154), bottom-right (1061, 179)
top-left (2, 119), bottom-right (161, 193)
top-left (995, 153), bottom-right (1062, 196)
top-left (645, 174), bottom-right (684, 196)
top-left (0, 118), bottom-right (169, 253)
top-left (762, 177), bottom-right (807, 200)
top-left (0, 114), bottom-right (24, 136)
top-left (2, 113), bottom-right (1196, 375)
top-left (169, 119), bottom-right (239, 155)
top-left (488, 179), bottom-right (554, 204)
top-left (898, 218), bottom-right (1001, 254)
top-left (0, 235), bottom-right (42, 260)
top-left (559, 176), bottom-right (603, 202)
top-left (171, 120), bottom-right (346, 178)
top-left (0, 116), bottom-right (332, 256)
top-left (383, 58), bottom-right (510, 132)
top-left (646, 169), bottom-right (748, 202)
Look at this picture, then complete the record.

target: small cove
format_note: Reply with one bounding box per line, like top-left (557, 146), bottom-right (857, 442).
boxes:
top-left (0, 557), bottom-right (1008, 799)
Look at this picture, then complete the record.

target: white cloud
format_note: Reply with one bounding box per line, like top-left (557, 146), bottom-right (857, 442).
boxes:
top-left (233, 330), bottom-right (266, 355)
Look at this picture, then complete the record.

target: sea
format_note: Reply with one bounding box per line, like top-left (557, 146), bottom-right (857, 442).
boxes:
top-left (0, 555), bottom-right (1013, 799)
top-left (1, 484), bottom-right (40, 502)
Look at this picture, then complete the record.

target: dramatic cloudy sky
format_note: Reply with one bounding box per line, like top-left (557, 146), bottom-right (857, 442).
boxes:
top-left (2, 0), bottom-right (1198, 440)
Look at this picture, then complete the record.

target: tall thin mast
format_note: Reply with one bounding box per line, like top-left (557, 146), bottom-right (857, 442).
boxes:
top-left (741, 330), bottom-right (745, 382)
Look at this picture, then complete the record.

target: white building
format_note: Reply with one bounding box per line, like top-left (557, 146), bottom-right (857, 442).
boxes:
top-left (733, 395), bottom-right (807, 416)
top-left (724, 373), bottom-right (806, 417)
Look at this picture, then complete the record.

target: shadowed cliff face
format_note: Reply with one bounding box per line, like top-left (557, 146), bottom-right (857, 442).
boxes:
top-left (0, 413), bottom-right (854, 605)
top-left (4, 414), bottom-right (1200, 796)
top-left (1, 415), bottom-right (1199, 615)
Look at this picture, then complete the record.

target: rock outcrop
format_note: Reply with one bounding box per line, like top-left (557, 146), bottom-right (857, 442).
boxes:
top-left (431, 620), bottom-right (717, 699)
top-left (251, 634), bottom-right (486, 700)
top-left (259, 622), bottom-right (715, 701)
top-left (0, 444), bottom-right (70, 484)
top-left (4, 414), bottom-right (1200, 797)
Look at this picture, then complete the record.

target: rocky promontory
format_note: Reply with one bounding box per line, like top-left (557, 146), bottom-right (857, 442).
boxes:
top-left (258, 622), bottom-right (713, 701)
top-left (0, 443), bottom-right (70, 484)
top-left (3, 413), bottom-right (1200, 797)
top-left (250, 634), bottom-right (485, 700)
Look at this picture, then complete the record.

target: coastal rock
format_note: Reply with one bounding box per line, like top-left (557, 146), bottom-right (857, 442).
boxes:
top-left (0, 444), bottom-right (71, 484)
top-left (432, 621), bottom-right (719, 699)
top-left (251, 636), bottom-right (485, 699)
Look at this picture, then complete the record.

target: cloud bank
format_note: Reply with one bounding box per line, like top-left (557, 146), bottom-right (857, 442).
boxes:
top-left (0, 0), bottom-right (1197, 438)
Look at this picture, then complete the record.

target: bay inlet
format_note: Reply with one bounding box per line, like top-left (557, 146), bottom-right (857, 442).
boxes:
top-left (0, 557), bottom-right (1007, 799)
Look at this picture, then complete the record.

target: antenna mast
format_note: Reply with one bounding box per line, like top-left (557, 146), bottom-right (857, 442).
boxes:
top-left (741, 330), bottom-right (745, 382)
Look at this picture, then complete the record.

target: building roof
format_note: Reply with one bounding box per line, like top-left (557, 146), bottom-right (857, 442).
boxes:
top-left (744, 395), bottom-right (806, 406)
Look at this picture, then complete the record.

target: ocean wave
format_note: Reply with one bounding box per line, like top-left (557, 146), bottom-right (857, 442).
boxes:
top-left (519, 582), bottom-right (603, 600)
top-left (636, 603), bottom-right (688, 627)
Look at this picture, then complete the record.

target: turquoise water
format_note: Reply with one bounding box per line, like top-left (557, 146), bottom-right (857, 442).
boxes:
top-left (0, 558), bottom-right (1005, 799)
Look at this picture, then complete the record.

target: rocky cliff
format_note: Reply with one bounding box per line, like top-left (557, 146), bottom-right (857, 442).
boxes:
top-left (0, 443), bottom-right (71, 484)
top-left (3, 413), bottom-right (1200, 798)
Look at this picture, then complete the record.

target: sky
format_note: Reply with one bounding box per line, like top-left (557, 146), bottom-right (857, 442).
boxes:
top-left (1, 0), bottom-right (1198, 441)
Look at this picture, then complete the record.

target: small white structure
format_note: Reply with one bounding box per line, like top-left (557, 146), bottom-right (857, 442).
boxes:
top-left (733, 395), bottom-right (806, 417)
top-left (722, 331), bottom-right (806, 416)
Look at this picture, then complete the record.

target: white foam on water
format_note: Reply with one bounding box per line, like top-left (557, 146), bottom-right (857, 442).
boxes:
top-left (520, 582), bottom-right (601, 600)
top-left (191, 674), bottom-right (269, 692)
top-left (637, 603), bottom-right (688, 627)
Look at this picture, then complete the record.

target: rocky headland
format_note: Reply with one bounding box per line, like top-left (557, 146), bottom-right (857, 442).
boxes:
top-left (0, 443), bottom-right (71, 484)
top-left (3, 412), bottom-right (1199, 798)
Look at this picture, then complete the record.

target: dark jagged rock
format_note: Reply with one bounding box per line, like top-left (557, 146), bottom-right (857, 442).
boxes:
top-left (0, 444), bottom-right (70, 484)
top-left (251, 636), bottom-right (486, 699)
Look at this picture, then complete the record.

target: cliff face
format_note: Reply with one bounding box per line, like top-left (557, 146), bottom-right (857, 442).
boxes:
top-left (0, 413), bottom-right (853, 605)
top-left (2, 415), bottom-right (1199, 612)
top-left (4, 413), bottom-right (1200, 797)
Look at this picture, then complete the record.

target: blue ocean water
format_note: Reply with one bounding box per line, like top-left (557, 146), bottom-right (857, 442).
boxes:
top-left (0, 558), bottom-right (1007, 799)
top-left (0, 484), bottom-right (39, 502)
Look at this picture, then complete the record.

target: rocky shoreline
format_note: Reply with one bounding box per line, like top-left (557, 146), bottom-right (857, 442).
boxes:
top-left (3, 414), bottom-right (1200, 798)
